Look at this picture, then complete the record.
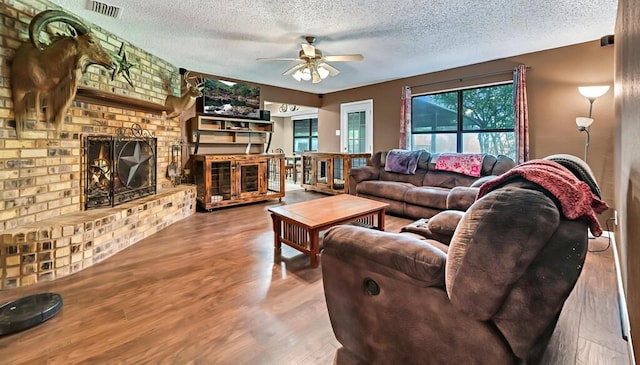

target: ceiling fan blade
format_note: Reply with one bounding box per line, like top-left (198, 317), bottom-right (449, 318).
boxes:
top-left (257, 57), bottom-right (300, 61)
top-left (282, 63), bottom-right (305, 76)
top-left (301, 43), bottom-right (316, 58)
top-left (319, 62), bottom-right (340, 76)
top-left (324, 54), bottom-right (364, 62)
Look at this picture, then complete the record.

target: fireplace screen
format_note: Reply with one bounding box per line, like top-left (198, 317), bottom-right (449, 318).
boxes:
top-left (85, 125), bottom-right (157, 209)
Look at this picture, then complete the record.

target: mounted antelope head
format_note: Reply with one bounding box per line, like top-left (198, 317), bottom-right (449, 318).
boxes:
top-left (11, 9), bottom-right (114, 139)
top-left (164, 71), bottom-right (205, 118)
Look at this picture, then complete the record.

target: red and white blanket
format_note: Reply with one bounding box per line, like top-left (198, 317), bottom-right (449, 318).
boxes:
top-left (435, 153), bottom-right (485, 177)
top-left (477, 159), bottom-right (609, 236)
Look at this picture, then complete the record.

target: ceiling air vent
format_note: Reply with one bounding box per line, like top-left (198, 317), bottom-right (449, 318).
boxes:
top-left (86, 0), bottom-right (122, 18)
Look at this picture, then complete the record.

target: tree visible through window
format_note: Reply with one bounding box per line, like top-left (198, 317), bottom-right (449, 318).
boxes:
top-left (411, 83), bottom-right (515, 159)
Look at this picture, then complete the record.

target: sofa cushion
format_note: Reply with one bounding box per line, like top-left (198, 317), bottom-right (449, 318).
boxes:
top-left (446, 183), bottom-right (561, 322)
top-left (493, 155), bottom-right (516, 175)
top-left (356, 181), bottom-right (414, 201)
top-left (422, 170), bottom-right (477, 189)
top-left (404, 186), bottom-right (450, 210)
top-left (380, 169), bottom-right (426, 186)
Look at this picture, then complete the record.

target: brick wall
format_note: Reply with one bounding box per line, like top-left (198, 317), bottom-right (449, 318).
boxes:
top-left (0, 0), bottom-right (184, 232)
top-left (0, 186), bottom-right (196, 289)
top-left (0, 1), bottom-right (197, 288)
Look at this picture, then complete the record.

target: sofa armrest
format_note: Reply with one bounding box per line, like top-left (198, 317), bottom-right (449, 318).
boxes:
top-left (348, 166), bottom-right (380, 194)
top-left (323, 225), bottom-right (447, 287)
top-left (471, 175), bottom-right (498, 187)
top-left (447, 186), bottom-right (479, 211)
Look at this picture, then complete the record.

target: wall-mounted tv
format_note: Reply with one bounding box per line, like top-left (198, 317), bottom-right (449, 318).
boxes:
top-left (198, 78), bottom-right (261, 119)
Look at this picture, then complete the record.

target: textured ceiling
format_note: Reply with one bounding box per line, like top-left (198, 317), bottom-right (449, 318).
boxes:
top-left (49, 0), bottom-right (617, 94)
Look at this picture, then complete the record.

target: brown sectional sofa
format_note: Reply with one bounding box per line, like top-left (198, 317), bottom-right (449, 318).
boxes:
top-left (349, 150), bottom-right (516, 219)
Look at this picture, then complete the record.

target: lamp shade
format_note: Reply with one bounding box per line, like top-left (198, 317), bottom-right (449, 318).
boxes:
top-left (292, 69), bottom-right (303, 82)
top-left (318, 66), bottom-right (330, 79)
top-left (578, 85), bottom-right (610, 99)
top-left (301, 68), bottom-right (311, 81)
top-left (576, 117), bottom-right (594, 128)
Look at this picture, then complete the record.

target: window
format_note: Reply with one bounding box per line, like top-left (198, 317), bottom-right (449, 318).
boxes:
top-left (293, 118), bottom-right (318, 154)
top-left (411, 83), bottom-right (515, 159)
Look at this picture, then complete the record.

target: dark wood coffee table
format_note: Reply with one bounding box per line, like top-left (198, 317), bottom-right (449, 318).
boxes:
top-left (268, 194), bottom-right (388, 268)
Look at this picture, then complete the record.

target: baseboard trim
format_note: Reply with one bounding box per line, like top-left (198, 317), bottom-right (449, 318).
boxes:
top-left (606, 231), bottom-right (636, 364)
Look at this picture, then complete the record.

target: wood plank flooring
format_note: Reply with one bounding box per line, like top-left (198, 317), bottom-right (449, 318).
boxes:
top-left (0, 190), bottom-right (631, 364)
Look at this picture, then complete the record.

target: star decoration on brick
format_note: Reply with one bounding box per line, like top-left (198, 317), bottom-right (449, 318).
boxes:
top-left (111, 43), bottom-right (137, 88)
top-left (118, 141), bottom-right (153, 187)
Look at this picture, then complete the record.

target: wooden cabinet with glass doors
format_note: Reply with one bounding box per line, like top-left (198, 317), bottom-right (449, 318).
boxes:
top-left (301, 152), bottom-right (371, 195)
top-left (191, 153), bottom-right (285, 210)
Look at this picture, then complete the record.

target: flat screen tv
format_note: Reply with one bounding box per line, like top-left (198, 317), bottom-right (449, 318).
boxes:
top-left (199, 78), bottom-right (261, 119)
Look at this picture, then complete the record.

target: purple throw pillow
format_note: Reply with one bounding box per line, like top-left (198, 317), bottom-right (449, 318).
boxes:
top-left (385, 149), bottom-right (422, 175)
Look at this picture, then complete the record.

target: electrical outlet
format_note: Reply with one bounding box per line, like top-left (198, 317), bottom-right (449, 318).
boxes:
top-left (614, 210), bottom-right (618, 226)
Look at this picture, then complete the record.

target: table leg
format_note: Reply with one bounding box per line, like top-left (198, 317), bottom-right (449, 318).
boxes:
top-left (271, 214), bottom-right (282, 260)
top-left (377, 209), bottom-right (386, 231)
top-left (309, 228), bottom-right (320, 268)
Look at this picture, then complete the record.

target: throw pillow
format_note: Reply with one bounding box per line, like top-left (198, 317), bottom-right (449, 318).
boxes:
top-left (385, 149), bottom-right (422, 175)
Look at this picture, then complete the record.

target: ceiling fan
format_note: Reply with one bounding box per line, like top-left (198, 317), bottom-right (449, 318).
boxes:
top-left (257, 36), bottom-right (364, 83)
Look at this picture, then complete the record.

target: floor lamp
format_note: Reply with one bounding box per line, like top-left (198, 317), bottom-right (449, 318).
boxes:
top-left (575, 117), bottom-right (593, 162)
top-left (576, 85), bottom-right (610, 162)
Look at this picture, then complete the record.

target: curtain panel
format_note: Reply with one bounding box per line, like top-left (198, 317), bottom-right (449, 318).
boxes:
top-left (514, 65), bottom-right (529, 164)
top-left (399, 86), bottom-right (411, 149)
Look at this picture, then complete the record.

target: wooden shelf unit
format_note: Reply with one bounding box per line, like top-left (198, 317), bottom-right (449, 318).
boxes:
top-left (301, 152), bottom-right (371, 195)
top-left (191, 153), bottom-right (284, 210)
top-left (188, 115), bottom-right (273, 154)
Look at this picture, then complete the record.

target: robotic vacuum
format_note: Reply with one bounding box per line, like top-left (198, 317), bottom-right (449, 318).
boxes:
top-left (0, 293), bottom-right (63, 335)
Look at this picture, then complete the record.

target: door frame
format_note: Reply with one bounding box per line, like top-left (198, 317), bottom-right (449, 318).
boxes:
top-left (340, 99), bottom-right (373, 153)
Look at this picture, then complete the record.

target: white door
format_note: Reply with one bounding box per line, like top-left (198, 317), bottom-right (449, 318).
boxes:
top-left (340, 100), bottom-right (373, 153)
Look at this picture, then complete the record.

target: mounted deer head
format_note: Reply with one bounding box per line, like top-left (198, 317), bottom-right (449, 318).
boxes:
top-left (163, 71), bottom-right (205, 118)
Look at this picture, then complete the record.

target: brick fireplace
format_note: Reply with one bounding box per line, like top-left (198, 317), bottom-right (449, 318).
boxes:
top-left (0, 0), bottom-right (197, 289)
top-left (84, 125), bottom-right (158, 209)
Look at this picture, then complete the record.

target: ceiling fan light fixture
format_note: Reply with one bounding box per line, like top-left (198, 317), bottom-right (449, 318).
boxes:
top-left (318, 66), bottom-right (330, 79)
top-left (262, 36), bottom-right (361, 85)
top-left (292, 69), bottom-right (303, 82)
top-left (301, 68), bottom-right (311, 81)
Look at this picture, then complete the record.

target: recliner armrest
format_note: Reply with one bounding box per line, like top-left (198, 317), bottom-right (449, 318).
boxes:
top-left (323, 225), bottom-right (447, 287)
top-left (446, 186), bottom-right (479, 211)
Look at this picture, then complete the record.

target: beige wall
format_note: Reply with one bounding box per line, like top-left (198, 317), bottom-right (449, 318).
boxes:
top-left (320, 40), bottom-right (615, 222)
top-left (615, 0), bottom-right (640, 360)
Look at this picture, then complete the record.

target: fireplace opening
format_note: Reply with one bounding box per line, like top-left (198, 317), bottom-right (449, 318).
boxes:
top-left (84, 123), bottom-right (157, 209)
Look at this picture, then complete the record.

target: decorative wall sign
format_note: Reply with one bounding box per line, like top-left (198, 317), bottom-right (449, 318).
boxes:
top-left (111, 43), bottom-right (137, 88)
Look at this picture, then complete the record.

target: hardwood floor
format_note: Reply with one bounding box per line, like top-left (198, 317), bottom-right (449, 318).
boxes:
top-left (0, 190), bottom-right (631, 364)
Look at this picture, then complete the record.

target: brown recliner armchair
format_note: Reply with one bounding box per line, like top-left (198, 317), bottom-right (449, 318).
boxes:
top-left (322, 170), bottom-right (602, 364)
